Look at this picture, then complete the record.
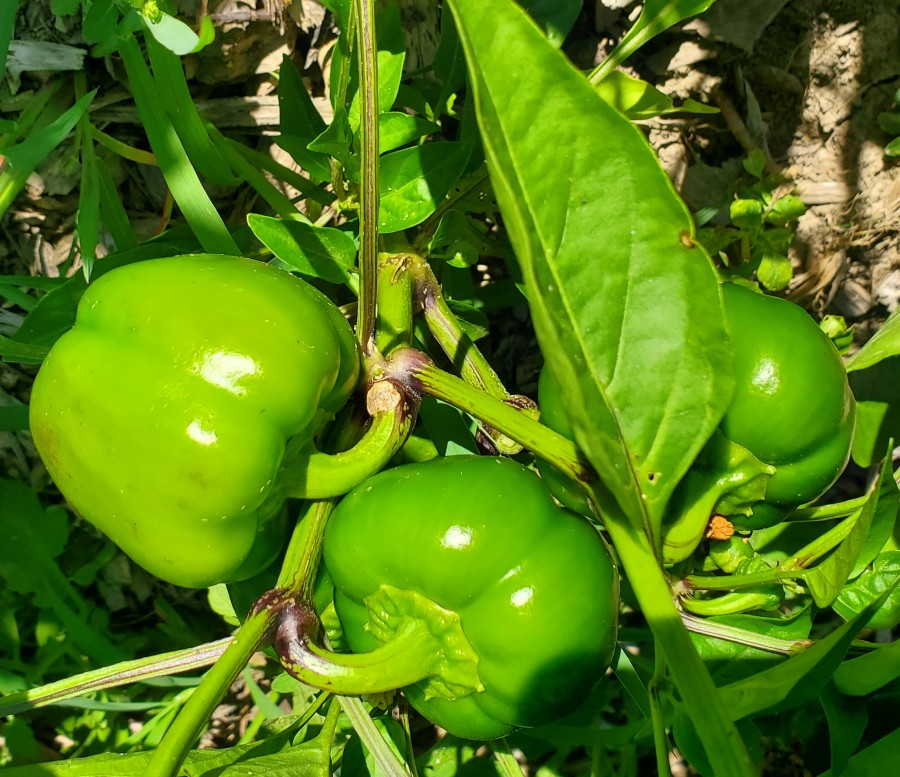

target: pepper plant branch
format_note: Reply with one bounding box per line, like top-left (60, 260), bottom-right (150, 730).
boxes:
top-left (339, 696), bottom-right (413, 776)
top-left (354, 0), bottom-right (380, 354)
top-left (598, 499), bottom-right (757, 777)
top-left (781, 511), bottom-right (860, 571)
top-left (490, 738), bottom-right (527, 777)
top-left (407, 253), bottom-right (510, 400)
top-left (147, 497), bottom-right (342, 777)
top-left (143, 610), bottom-right (273, 777)
top-left (682, 568), bottom-right (806, 591)
top-left (274, 602), bottom-right (456, 695)
top-left (648, 652), bottom-right (671, 777)
top-left (276, 499), bottom-right (335, 599)
top-left (275, 500), bottom-right (416, 774)
top-left (374, 253), bottom-right (414, 355)
top-left (391, 352), bottom-right (592, 486)
top-left (0, 638), bottom-right (232, 718)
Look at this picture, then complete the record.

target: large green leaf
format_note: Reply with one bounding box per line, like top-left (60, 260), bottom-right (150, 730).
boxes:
top-left (833, 637), bottom-right (900, 697)
top-left (447, 0), bottom-right (732, 531)
top-left (517, 0), bottom-right (583, 47)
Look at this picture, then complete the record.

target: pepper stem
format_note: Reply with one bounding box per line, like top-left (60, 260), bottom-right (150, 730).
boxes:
top-left (276, 604), bottom-right (440, 695)
top-left (274, 586), bottom-right (483, 699)
top-left (278, 380), bottom-right (416, 499)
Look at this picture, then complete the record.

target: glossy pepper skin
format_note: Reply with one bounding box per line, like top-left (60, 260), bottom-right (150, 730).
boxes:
top-left (30, 255), bottom-right (359, 588)
top-left (716, 282), bottom-right (855, 529)
top-left (323, 455), bottom-right (619, 740)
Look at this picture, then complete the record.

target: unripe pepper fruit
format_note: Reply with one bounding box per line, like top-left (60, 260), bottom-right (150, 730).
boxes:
top-left (323, 455), bottom-right (619, 740)
top-left (29, 255), bottom-right (359, 588)
top-left (717, 282), bottom-right (855, 529)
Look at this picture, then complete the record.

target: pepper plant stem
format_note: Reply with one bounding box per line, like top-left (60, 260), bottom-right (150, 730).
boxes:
top-left (680, 613), bottom-right (811, 654)
top-left (401, 357), bottom-right (590, 485)
top-left (788, 495), bottom-right (868, 521)
top-left (375, 253), bottom-right (414, 355)
top-left (781, 511), bottom-right (860, 570)
top-left (354, 0), bottom-right (380, 353)
top-left (145, 498), bottom-right (346, 777)
top-left (683, 568), bottom-right (805, 590)
top-left (598, 509), bottom-right (757, 777)
top-left (648, 650), bottom-right (672, 777)
top-left (407, 254), bottom-right (509, 400)
top-left (143, 610), bottom-right (272, 777)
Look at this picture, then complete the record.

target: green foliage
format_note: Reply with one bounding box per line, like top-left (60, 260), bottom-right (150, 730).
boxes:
top-left (696, 149), bottom-right (807, 291)
top-left (878, 87), bottom-right (900, 157)
top-left (1, 0), bottom-right (898, 775)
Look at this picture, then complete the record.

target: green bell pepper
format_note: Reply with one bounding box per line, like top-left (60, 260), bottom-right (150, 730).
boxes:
top-left (30, 254), bottom-right (360, 588)
top-left (712, 282), bottom-right (856, 529)
top-left (322, 455), bottom-right (619, 740)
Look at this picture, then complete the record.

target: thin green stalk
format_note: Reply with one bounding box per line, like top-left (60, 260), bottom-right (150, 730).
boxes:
top-left (277, 499), bottom-right (335, 597)
top-left (339, 696), bottom-right (412, 776)
top-left (142, 611), bottom-right (273, 777)
top-left (407, 253), bottom-right (510, 400)
top-left (91, 126), bottom-right (158, 165)
top-left (75, 72), bottom-right (99, 280)
top-left (788, 495), bottom-right (868, 521)
top-left (491, 739), bottom-right (526, 777)
top-left (278, 385), bottom-right (415, 499)
top-left (229, 140), bottom-right (333, 206)
top-left (599, 513), bottom-right (756, 777)
top-left (648, 651), bottom-right (672, 777)
top-left (208, 127), bottom-right (300, 219)
top-left (0, 638), bottom-right (231, 717)
top-left (781, 511), bottom-right (860, 570)
top-left (683, 568), bottom-right (805, 591)
top-left (680, 613), bottom-right (811, 655)
top-left (354, 0), bottom-right (380, 353)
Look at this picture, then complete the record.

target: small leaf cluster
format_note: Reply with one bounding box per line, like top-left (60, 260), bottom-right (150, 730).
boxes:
top-left (697, 149), bottom-right (807, 291)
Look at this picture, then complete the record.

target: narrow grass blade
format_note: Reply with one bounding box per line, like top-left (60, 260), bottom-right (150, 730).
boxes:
top-left (145, 32), bottom-right (238, 186)
top-left (0, 88), bottom-right (95, 217)
top-left (118, 34), bottom-right (240, 256)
